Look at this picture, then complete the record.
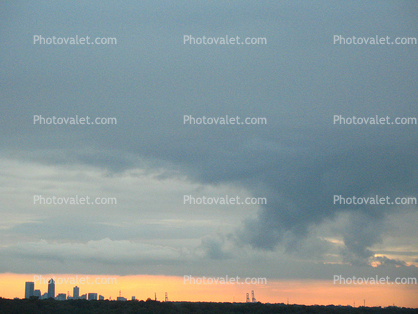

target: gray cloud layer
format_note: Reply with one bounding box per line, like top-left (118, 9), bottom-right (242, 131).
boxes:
top-left (0, 0), bottom-right (417, 280)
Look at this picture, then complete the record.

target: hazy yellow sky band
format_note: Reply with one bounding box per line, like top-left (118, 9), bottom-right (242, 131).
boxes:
top-left (1, 273), bottom-right (416, 308)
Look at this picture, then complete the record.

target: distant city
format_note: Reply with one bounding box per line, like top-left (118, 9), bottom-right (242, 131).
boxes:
top-left (23, 279), bottom-right (258, 303)
top-left (25, 279), bottom-right (128, 301)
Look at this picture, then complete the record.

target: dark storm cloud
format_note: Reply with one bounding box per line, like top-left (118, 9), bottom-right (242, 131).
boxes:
top-left (237, 141), bottom-right (418, 263)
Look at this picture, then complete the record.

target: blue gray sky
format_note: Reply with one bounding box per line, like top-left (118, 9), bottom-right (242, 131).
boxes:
top-left (0, 0), bottom-right (417, 285)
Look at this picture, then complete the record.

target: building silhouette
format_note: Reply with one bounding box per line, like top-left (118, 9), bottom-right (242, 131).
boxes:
top-left (73, 286), bottom-right (79, 299)
top-left (47, 279), bottom-right (55, 299)
top-left (25, 282), bottom-right (34, 299)
top-left (88, 293), bottom-right (97, 300)
top-left (34, 290), bottom-right (41, 298)
top-left (56, 293), bottom-right (66, 301)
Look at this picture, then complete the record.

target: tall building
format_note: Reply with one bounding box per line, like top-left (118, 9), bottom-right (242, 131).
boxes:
top-left (88, 293), bottom-right (97, 300)
top-left (73, 286), bottom-right (79, 299)
top-left (34, 290), bottom-right (41, 298)
top-left (47, 279), bottom-right (55, 299)
top-left (25, 282), bottom-right (34, 299)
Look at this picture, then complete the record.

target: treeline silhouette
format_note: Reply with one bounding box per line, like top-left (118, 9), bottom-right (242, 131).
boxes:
top-left (0, 298), bottom-right (416, 314)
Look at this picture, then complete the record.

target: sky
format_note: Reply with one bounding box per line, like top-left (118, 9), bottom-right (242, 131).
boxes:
top-left (0, 0), bottom-right (417, 307)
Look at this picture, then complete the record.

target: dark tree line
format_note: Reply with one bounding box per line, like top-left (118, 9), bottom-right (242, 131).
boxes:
top-left (0, 298), bottom-right (416, 314)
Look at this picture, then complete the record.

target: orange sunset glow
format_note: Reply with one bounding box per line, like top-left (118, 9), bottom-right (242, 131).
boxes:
top-left (1, 273), bottom-right (417, 308)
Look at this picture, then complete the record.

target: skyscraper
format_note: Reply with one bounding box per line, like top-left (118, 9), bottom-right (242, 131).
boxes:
top-left (34, 290), bottom-right (41, 298)
top-left (25, 282), bottom-right (34, 299)
top-left (47, 278), bottom-right (55, 299)
top-left (73, 286), bottom-right (79, 299)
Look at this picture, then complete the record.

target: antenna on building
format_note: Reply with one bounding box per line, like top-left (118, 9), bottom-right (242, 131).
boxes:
top-left (165, 292), bottom-right (168, 302)
top-left (119, 290), bottom-right (121, 298)
top-left (246, 293), bottom-right (250, 303)
top-left (155, 292), bottom-right (157, 301)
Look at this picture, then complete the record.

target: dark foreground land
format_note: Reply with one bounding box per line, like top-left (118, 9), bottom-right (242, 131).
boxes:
top-left (0, 298), bottom-right (417, 314)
